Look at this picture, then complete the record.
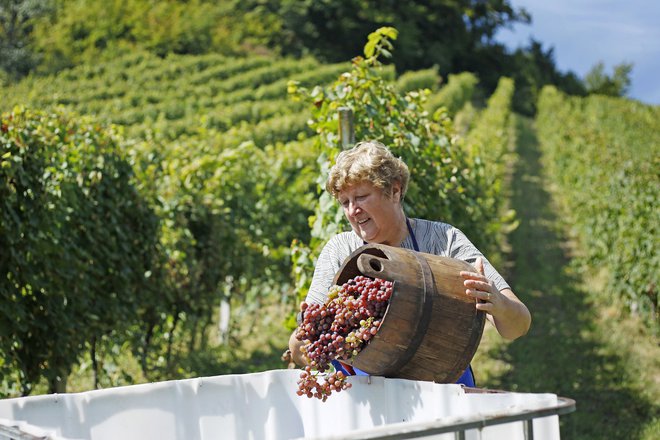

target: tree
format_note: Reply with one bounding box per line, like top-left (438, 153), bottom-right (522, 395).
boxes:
top-left (271, 0), bottom-right (588, 115)
top-left (0, 0), bottom-right (51, 79)
top-left (501, 39), bottom-right (586, 115)
top-left (274, 0), bottom-right (530, 73)
top-left (584, 61), bottom-right (633, 97)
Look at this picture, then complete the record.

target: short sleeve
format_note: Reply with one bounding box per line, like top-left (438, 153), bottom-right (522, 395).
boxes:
top-left (447, 227), bottom-right (511, 292)
top-left (305, 233), bottom-right (361, 305)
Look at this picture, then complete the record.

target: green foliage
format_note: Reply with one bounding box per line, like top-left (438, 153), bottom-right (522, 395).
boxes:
top-left (426, 71), bottom-right (479, 116)
top-left (1, 25), bottom-right (513, 394)
top-left (0, 0), bottom-right (52, 78)
top-left (460, 40), bottom-right (586, 116)
top-left (2, 0), bottom-right (585, 120)
top-left (269, 0), bottom-right (585, 115)
top-left (395, 66), bottom-right (442, 94)
top-left (15, 0), bottom-right (533, 78)
top-left (275, 0), bottom-right (529, 71)
top-left (126, 137), bottom-right (316, 377)
top-left (537, 86), bottom-right (659, 331)
top-left (0, 106), bottom-right (161, 395)
top-left (1, 50), bottom-right (346, 142)
top-left (1, 49), bottom-right (333, 393)
top-left (584, 61), bottom-right (633, 97)
top-left (463, 77), bottom-right (517, 265)
top-left (453, 102), bottom-right (478, 136)
top-left (29, 0), bottom-right (281, 73)
top-left (288, 27), bottom-right (508, 308)
top-left (475, 116), bottom-right (660, 440)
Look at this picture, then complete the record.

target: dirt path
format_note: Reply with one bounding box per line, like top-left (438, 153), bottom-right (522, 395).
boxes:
top-left (478, 116), bottom-right (659, 439)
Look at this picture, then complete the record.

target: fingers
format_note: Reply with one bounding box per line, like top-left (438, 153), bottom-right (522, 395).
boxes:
top-left (463, 279), bottom-right (492, 292)
top-left (475, 257), bottom-right (485, 275)
top-left (475, 301), bottom-right (493, 312)
top-left (459, 271), bottom-right (484, 282)
top-left (460, 257), bottom-right (497, 311)
top-left (459, 257), bottom-right (486, 281)
top-left (465, 288), bottom-right (492, 302)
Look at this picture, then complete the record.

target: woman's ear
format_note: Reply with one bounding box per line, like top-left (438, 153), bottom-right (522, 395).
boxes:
top-left (392, 182), bottom-right (402, 202)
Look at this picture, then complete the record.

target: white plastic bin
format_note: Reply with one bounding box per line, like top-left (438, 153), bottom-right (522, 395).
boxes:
top-left (0, 369), bottom-right (574, 440)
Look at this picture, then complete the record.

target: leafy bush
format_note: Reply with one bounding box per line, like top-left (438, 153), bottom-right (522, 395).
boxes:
top-left (0, 107), bottom-right (162, 395)
top-left (396, 67), bottom-right (442, 93)
top-left (426, 72), bottom-right (479, 117)
top-left (463, 77), bottom-right (517, 264)
top-left (537, 86), bottom-right (659, 331)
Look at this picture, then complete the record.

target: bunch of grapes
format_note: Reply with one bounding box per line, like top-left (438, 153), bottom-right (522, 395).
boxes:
top-left (295, 275), bottom-right (394, 401)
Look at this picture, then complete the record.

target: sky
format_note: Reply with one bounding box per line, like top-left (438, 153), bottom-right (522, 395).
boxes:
top-left (494, 0), bottom-right (660, 105)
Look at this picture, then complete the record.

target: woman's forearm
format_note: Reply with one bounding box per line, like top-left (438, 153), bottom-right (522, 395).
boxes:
top-left (490, 290), bottom-right (532, 340)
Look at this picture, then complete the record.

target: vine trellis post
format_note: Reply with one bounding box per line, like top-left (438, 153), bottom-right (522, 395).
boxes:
top-left (338, 107), bottom-right (355, 149)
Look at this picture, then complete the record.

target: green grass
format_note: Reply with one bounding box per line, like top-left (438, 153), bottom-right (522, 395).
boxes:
top-left (58, 300), bottom-right (293, 394)
top-left (473, 115), bottom-right (659, 439)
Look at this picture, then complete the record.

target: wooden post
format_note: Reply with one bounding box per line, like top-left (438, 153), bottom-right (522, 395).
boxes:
top-left (338, 107), bottom-right (355, 150)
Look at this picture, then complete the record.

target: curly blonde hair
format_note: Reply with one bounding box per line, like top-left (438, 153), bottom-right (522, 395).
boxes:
top-left (326, 140), bottom-right (410, 201)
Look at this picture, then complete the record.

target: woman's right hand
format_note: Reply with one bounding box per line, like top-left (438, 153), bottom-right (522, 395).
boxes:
top-left (288, 330), bottom-right (308, 367)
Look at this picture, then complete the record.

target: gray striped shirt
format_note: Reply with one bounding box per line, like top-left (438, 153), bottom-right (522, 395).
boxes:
top-left (306, 218), bottom-right (510, 305)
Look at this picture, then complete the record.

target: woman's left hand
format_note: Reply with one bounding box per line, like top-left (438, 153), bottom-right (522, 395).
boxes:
top-left (460, 257), bottom-right (532, 340)
top-left (460, 257), bottom-right (503, 315)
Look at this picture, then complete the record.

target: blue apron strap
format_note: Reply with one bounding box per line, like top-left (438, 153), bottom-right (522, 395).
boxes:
top-left (363, 218), bottom-right (419, 251)
top-left (405, 217), bottom-right (420, 252)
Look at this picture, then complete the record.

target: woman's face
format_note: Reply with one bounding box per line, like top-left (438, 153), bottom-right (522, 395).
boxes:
top-left (337, 180), bottom-right (403, 245)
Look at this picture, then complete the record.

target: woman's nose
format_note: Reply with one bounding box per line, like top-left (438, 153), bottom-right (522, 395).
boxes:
top-left (347, 201), bottom-right (361, 216)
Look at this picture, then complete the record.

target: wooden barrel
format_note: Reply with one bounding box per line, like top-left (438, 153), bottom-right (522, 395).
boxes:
top-left (333, 243), bottom-right (485, 383)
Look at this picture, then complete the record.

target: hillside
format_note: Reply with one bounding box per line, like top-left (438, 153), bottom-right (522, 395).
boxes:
top-left (2, 44), bottom-right (496, 394)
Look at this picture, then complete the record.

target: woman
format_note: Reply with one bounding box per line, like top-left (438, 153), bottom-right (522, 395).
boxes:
top-left (288, 140), bottom-right (531, 386)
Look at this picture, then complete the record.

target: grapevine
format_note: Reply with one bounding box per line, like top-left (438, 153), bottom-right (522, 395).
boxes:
top-left (295, 275), bottom-right (393, 401)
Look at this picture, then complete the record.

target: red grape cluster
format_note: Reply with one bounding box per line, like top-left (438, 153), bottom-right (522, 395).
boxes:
top-left (295, 275), bottom-right (394, 401)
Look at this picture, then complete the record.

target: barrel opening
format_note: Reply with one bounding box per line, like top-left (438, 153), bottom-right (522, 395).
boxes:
top-left (368, 257), bottom-right (383, 272)
top-left (333, 247), bottom-right (387, 285)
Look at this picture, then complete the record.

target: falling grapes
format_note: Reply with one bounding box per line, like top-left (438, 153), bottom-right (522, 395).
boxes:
top-left (295, 275), bottom-right (393, 401)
